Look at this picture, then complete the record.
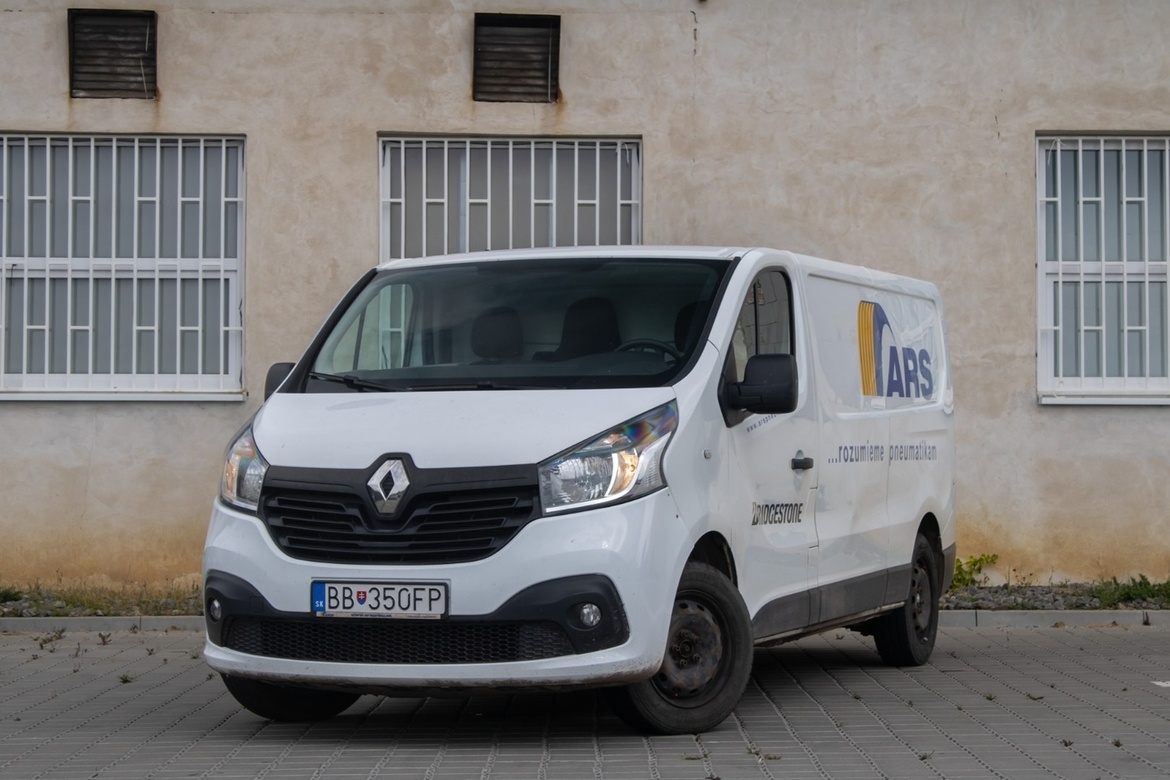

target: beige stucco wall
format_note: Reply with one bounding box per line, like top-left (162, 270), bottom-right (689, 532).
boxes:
top-left (1, 0), bottom-right (1167, 585)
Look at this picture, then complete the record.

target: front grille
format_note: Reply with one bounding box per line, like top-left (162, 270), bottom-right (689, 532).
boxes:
top-left (260, 486), bottom-right (539, 565)
top-left (222, 617), bottom-right (575, 664)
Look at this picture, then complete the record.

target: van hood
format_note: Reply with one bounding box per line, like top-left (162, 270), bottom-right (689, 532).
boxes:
top-left (251, 387), bottom-right (677, 470)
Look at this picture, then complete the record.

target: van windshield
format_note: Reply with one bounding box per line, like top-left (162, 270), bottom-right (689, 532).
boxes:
top-left (308, 257), bottom-right (728, 391)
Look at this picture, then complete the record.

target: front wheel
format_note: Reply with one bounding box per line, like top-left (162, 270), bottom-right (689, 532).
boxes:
top-left (221, 674), bottom-right (360, 722)
top-left (606, 561), bottom-right (753, 734)
top-left (871, 532), bottom-right (941, 666)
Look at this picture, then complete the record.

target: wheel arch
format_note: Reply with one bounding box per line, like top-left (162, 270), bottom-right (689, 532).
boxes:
top-left (916, 512), bottom-right (955, 591)
top-left (687, 531), bottom-right (737, 586)
top-left (917, 513), bottom-right (941, 551)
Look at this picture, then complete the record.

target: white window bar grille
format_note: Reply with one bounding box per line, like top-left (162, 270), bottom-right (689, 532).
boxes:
top-left (0, 135), bottom-right (244, 400)
top-left (1037, 137), bottom-right (1170, 404)
top-left (379, 137), bottom-right (641, 260)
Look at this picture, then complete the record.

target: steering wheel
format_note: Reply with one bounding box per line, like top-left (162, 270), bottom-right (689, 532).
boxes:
top-left (617, 339), bottom-right (683, 360)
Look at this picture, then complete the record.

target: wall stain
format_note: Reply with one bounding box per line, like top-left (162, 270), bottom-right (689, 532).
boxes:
top-left (0, 525), bottom-right (206, 587)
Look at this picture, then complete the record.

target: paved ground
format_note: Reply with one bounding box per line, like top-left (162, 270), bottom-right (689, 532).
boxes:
top-left (0, 623), bottom-right (1167, 780)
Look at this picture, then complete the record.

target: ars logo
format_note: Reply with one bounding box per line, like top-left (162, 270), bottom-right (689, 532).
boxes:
top-left (857, 301), bottom-right (934, 399)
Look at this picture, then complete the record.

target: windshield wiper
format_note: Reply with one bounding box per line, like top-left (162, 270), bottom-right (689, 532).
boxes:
top-left (407, 380), bottom-right (563, 391)
top-left (308, 371), bottom-right (398, 392)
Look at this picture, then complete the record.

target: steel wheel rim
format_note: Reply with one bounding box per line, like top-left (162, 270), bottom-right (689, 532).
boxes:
top-left (910, 556), bottom-right (934, 640)
top-left (652, 596), bottom-right (727, 703)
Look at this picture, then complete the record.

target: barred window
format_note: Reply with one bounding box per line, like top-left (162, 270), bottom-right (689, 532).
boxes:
top-left (1037, 137), bottom-right (1170, 404)
top-left (380, 137), bottom-right (641, 260)
top-left (0, 135), bottom-right (244, 400)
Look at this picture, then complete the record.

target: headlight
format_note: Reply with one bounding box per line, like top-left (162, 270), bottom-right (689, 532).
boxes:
top-left (220, 427), bottom-right (268, 513)
top-left (539, 402), bottom-right (678, 514)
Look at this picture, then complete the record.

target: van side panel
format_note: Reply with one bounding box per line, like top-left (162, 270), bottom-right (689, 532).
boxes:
top-left (882, 294), bottom-right (955, 581)
top-left (799, 273), bottom-right (892, 621)
top-left (800, 267), bottom-right (954, 623)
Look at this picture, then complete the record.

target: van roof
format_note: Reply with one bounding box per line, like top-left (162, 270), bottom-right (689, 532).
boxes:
top-left (374, 246), bottom-right (939, 299)
top-left (376, 245), bottom-right (745, 270)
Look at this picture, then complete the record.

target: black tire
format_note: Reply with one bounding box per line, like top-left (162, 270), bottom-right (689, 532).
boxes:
top-left (872, 532), bottom-right (941, 666)
top-left (605, 561), bottom-right (753, 734)
top-left (221, 674), bottom-right (360, 722)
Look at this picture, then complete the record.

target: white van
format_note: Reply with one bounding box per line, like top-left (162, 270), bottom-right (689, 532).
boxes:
top-left (204, 246), bottom-right (955, 734)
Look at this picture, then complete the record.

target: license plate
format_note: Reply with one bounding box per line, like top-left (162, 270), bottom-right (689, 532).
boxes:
top-left (311, 581), bottom-right (448, 619)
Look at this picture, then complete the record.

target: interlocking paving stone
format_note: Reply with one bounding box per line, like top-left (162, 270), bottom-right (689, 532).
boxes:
top-left (0, 624), bottom-right (1168, 778)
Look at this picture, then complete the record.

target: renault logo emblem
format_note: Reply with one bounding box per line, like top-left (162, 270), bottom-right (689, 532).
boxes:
top-left (367, 459), bottom-right (409, 515)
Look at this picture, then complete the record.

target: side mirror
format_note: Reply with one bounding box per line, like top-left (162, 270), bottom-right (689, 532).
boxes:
top-left (726, 353), bottom-right (798, 414)
top-left (264, 362), bottom-right (295, 400)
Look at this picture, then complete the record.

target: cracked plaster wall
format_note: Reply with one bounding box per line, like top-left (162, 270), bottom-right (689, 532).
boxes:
top-left (0, 0), bottom-right (1167, 584)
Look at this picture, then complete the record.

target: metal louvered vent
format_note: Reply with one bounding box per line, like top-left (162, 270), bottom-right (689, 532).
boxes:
top-left (474, 14), bottom-right (560, 103)
top-left (69, 9), bottom-right (157, 99)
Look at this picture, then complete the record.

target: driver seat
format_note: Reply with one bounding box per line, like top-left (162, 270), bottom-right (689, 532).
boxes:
top-left (470, 306), bottom-right (524, 362)
top-left (536, 297), bottom-right (621, 361)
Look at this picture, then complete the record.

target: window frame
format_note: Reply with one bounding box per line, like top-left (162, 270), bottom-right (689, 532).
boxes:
top-left (0, 134), bottom-right (246, 402)
top-left (379, 136), bottom-right (642, 261)
top-left (1036, 135), bottom-right (1170, 405)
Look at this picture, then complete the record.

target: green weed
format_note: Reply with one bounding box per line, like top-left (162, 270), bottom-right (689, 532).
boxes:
top-left (950, 553), bottom-right (999, 589)
top-left (1088, 575), bottom-right (1170, 608)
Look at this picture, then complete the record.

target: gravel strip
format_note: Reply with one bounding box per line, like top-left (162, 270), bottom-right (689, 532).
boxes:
top-left (942, 583), bottom-right (1168, 611)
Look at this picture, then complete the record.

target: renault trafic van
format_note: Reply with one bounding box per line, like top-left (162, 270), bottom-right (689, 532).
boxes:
top-left (204, 246), bottom-right (955, 734)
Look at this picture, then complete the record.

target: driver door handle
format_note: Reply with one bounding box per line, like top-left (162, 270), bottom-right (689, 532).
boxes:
top-left (791, 456), bottom-right (814, 471)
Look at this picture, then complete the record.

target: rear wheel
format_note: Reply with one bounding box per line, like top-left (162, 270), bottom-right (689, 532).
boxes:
top-left (606, 561), bottom-right (753, 734)
top-left (221, 674), bottom-right (360, 722)
top-left (872, 532), bottom-right (941, 666)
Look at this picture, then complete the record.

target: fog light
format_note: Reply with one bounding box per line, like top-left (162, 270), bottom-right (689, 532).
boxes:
top-left (578, 603), bottom-right (602, 628)
top-left (208, 598), bottom-right (223, 622)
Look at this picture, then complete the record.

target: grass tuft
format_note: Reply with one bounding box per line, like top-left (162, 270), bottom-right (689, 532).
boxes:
top-left (0, 579), bottom-right (203, 617)
top-left (1087, 575), bottom-right (1170, 609)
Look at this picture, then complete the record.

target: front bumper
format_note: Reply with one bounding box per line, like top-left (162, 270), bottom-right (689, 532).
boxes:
top-left (201, 490), bottom-right (688, 689)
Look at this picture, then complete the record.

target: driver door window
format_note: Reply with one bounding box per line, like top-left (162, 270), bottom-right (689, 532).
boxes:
top-left (731, 271), bottom-right (792, 381)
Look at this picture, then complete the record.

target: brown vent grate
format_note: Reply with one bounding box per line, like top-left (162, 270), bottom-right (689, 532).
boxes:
top-left (474, 14), bottom-right (560, 103)
top-left (69, 9), bottom-right (157, 99)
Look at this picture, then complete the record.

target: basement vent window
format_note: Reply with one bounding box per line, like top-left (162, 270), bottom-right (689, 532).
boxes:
top-left (69, 9), bottom-right (158, 99)
top-left (473, 14), bottom-right (560, 104)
